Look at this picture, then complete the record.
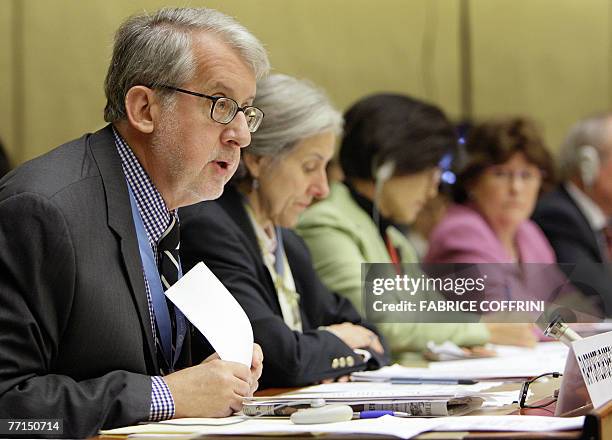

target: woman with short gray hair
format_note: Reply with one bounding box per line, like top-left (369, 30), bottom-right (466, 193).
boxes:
top-left (180, 74), bottom-right (389, 388)
top-left (245, 74), bottom-right (342, 156)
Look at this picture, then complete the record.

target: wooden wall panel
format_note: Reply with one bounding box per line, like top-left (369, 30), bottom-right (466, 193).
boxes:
top-left (5, 0), bottom-right (461, 161)
top-left (471, 0), bottom-right (611, 149)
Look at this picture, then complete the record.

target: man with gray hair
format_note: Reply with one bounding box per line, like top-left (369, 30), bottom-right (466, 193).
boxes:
top-left (533, 113), bottom-right (612, 317)
top-left (0, 7), bottom-right (269, 437)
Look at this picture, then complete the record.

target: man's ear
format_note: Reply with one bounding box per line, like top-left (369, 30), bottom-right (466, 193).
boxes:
top-left (124, 86), bottom-right (158, 134)
top-left (243, 152), bottom-right (266, 179)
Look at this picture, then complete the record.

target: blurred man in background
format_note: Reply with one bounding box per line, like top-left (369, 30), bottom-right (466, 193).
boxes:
top-left (533, 113), bottom-right (612, 317)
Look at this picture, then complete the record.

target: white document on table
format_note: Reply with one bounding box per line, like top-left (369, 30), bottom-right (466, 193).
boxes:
top-left (426, 342), bottom-right (567, 377)
top-left (102, 415), bottom-right (584, 438)
top-left (191, 416), bottom-right (440, 439)
top-left (284, 381), bottom-right (501, 398)
top-left (353, 343), bottom-right (568, 381)
top-left (572, 330), bottom-right (612, 409)
top-left (102, 417), bottom-right (439, 439)
top-left (479, 391), bottom-right (522, 407)
top-left (432, 415), bottom-right (584, 432)
top-left (164, 262), bottom-right (253, 366)
top-left (353, 364), bottom-right (544, 381)
top-left (99, 418), bottom-right (246, 435)
top-left (287, 383), bottom-right (517, 408)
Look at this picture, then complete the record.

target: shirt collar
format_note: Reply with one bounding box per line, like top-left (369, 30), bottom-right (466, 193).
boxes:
top-left (565, 181), bottom-right (607, 231)
top-left (244, 202), bottom-right (278, 259)
top-left (345, 180), bottom-right (396, 238)
top-left (113, 126), bottom-right (176, 248)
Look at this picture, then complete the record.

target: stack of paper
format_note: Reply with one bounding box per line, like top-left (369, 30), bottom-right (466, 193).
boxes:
top-left (424, 340), bottom-right (496, 361)
top-left (100, 415), bottom-right (585, 439)
top-left (353, 342), bottom-right (568, 382)
top-left (570, 321), bottom-right (612, 337)
top-left (242, 382), bottom-right (501, 417)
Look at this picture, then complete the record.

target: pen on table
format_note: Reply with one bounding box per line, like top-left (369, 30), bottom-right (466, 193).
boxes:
top-left (353, 410), bottom-right (410, 419)
top-left (390, 378), bottom-right (478, 385)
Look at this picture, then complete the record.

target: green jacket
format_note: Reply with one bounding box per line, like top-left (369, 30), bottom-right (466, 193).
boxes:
top-left (297, 182), bottom-right (489, 361)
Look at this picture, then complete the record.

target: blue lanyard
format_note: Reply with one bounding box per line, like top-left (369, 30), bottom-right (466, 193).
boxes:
top-left (273, 226), bottom-right (285, 277)
top-left (127, 185), bottom-right (186, 371)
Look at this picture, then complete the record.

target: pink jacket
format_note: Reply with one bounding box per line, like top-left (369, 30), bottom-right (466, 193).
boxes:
top-left (425, 203), bottom-right (556, 264)
top-left (424, 204), bottom-right (560, 304)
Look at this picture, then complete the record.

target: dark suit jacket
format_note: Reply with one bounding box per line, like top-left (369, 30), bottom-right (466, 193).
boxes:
top-left (532, 185), bottom-right (612, 316)
top-left (180, 187), bottom-right (389, 388)
top-left (0, 125), bottom-right (195, 438)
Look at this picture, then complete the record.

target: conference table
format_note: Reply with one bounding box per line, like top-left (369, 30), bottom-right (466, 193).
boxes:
top-left (95, 378), bottom-right (607, 439)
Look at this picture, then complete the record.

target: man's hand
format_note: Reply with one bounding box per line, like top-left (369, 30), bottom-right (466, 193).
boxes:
top-left (325, 323), bottom-right (384, 354)
top-left (164, 356), bottom-right (252, 418)
top-left (249, 343), bottom-right (263, 394)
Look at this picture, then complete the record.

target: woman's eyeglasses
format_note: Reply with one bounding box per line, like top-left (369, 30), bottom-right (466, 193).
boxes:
top-left (486, 167), bottom-right (544, 186)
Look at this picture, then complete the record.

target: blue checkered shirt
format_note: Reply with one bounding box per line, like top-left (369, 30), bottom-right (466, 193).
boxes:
top-left (113, 127), bottom-right (177, 421)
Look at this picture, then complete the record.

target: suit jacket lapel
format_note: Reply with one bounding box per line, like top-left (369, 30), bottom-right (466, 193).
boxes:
top-left (87, 125), bottom-right (157, 372)
top-left (560, 186), bottom-right (604, 260)
top-left (281, 232), bottom-right (311, 329)
top-left (218, 187), bottom-right (282, 312)
top-left (218, 187), bottom-right (266, 262)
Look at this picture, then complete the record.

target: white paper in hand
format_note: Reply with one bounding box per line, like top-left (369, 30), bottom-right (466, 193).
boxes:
top-left (164, 262), bottom-right (253, 366)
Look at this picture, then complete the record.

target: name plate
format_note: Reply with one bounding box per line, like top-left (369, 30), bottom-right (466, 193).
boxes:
top-left (573, 330), bottom-right (612, 409)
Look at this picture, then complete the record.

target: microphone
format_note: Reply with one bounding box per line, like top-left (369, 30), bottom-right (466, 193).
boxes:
top-left (539, 308), bottom-right (581, 346)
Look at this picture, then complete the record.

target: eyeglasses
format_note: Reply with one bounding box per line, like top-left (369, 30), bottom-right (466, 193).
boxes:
top-left (158, 85), bottom-right (264, 133)
top-left (518, 372), bottom-right (562, 409)
top-left (486, 167), bottom-right (544, 185)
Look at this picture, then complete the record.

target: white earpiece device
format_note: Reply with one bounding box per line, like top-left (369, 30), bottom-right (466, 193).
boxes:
top-left (374, 161), bottom-right (396, 198)
top-left (375, 161), bottom-right (395, 184)
top-left (372, 161), bottom-right (395, 227)
top-left (578, 145), bottom-right (600, 188)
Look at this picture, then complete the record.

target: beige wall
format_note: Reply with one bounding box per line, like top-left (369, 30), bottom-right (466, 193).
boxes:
top-left (471, 0), bottom-right (611, 149)
top-left (0, 0), bottom-right (15, 162)
top-left (0, 0), bottom-right (610, 164)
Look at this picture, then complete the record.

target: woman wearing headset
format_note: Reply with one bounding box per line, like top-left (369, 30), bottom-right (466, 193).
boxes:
top-left (297, 94), bottom-right (533, 362)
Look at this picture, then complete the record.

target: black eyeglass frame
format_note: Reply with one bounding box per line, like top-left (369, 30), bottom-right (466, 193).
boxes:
top-left (518, 372), bottom-right (563, 409)
top-left (156, 84), bottom-right (264, 132)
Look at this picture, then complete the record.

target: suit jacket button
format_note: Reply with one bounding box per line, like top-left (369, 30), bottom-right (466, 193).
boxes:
top-left (332, 358), bottom-right (339, 369)
top-left (339, 357), bottom-right (347, 368)
top-left (346, 356), bottom-right (355, 367)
